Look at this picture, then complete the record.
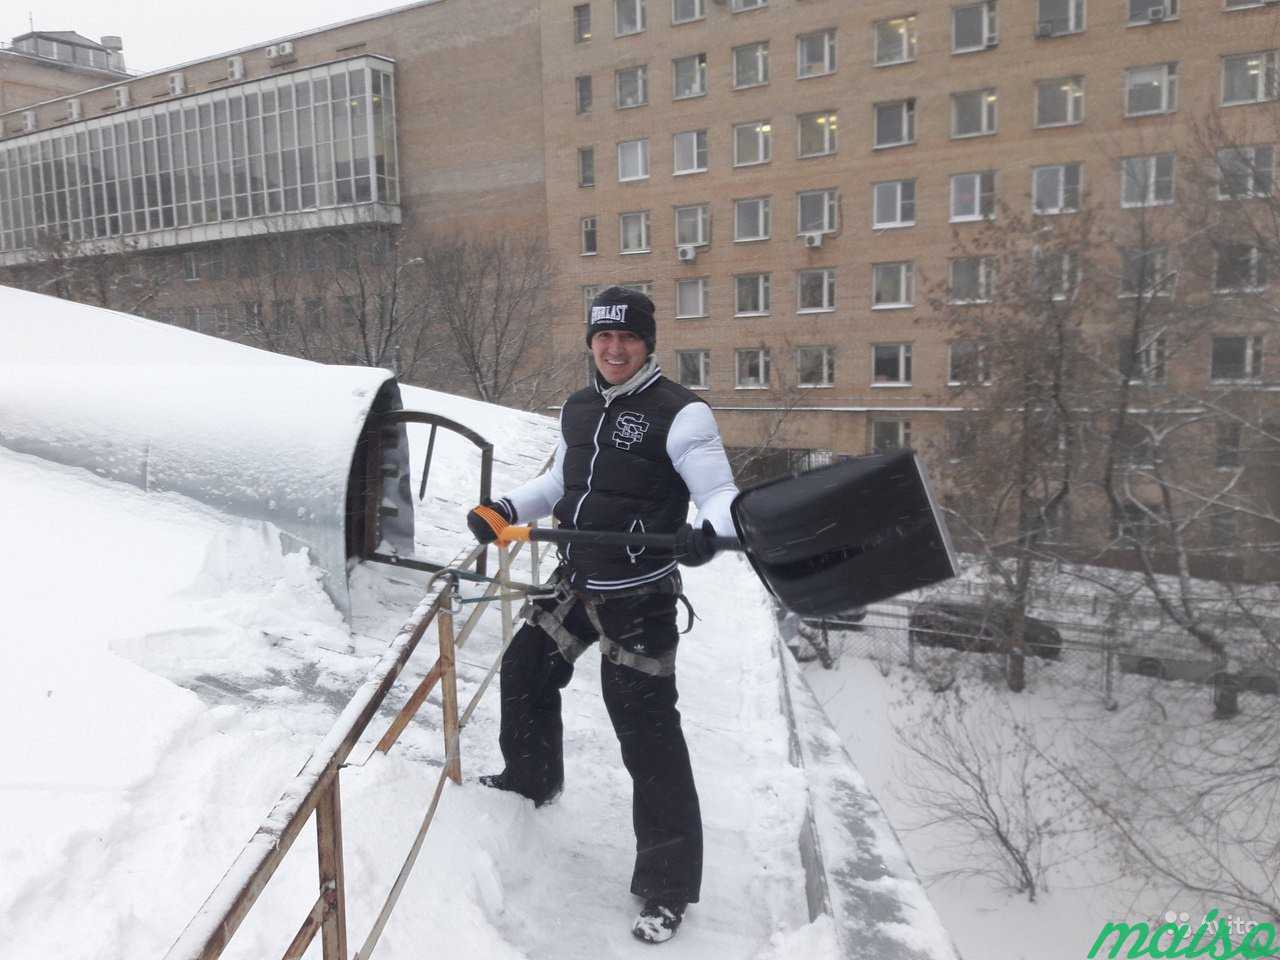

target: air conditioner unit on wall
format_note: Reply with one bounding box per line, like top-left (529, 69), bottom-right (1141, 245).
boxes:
top-left (168, 73), bottom-right (186, 95)
top-left (227, 56), bottom-right (245, 80)
top-left (677, 244), bottom-right (698, 262)
top-left (1148, 5), bottom-right (1166, 20)
top-left (68, 99), bottom-right (82, 121)
top-left (267, 41), bottom-right (295, 60)
top-left (22, 111), bottom-right (37, 133)
top-left (803, 233), bottom-right (824, 249)
top-left (113, 87), bottom-right (130, 108)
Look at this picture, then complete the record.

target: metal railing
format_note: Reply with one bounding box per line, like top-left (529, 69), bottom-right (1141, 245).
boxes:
top-left (164, 536), bottom-right (540, 960)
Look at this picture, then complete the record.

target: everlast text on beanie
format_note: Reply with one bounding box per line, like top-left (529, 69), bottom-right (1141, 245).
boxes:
top-left (587, 286), bottom-right (656, 354)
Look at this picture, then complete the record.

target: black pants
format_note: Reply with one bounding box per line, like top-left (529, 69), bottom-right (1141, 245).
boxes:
top-left (496, 589), bottom-right (703, 905)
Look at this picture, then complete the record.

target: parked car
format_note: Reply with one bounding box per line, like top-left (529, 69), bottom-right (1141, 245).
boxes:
top-left (1117, 653), bottom-right (1279, 695)
top-left (801, 607), bottom-right (867, 631)
top-left (908, 600), bottom-right (1063, 660)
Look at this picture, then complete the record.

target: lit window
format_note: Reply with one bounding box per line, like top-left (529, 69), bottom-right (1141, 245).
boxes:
top-left (736, 348), bottom-right (771, 388)
top-left (735, 273), bottom-right (770, 315)
top-left (733, 42), bottom-right (769, 88)
top-left (952, 89), bottom-right (998, 137)
top-left (581, 216), bottom-right (598, 255)
top-left (1035, 76), bottom-right (1084, 126)
top-left (1126, 63), bottom-right (1178, 116)
top-left (678, 349), bottom-right (711, 388)
top-left (798, 111), bottom-right (838, 157)
top-left (873, 179), bottom-right (916, 229)
top-left (872, 261), bottom-right (914, 308)
top-left (1121, 154), bottom-right (1174, 207)
top-left (616, 0), bottom-right (646, 36)
top-left (673, 129), bottom-right (708, 174)
top-left (1222, 51), bottom-right (1279, 105)
top-left (1032, 163), bottom-right (1082, 213)
top-left (675, 204), bottom-right (711, 246)
top-left (875, 16), bottom-right (918, 66)
top-left (616, 65), bottom-right (648, 108)
top-left (1211, 335), bottom-right (1263, 382)
top-left (797, 189), bottom-right (839, 234)
top-left (733, 120), bottom-right (772, 165)
top-left (734, 196), bottom-right (771, 241)
top-left (949, 257), bottom-right (995, 303)
top-left (617, 138), bottom-right (649, 181)
top-left (1036, 0), bottom-right (1085, 37)
top-left (796, 29), bottom-right (837, 78)
top-left (873, 343), bottom-right (913, 385)
top-left (953, 1), bottom-right (998, 52)
top-left (797, 268), bottom-right (836, 312)
top-left (1217, 145), bottom-right (1274, 199)
top-left (620, 210), bottom-right (651, 252)
top-left (673, 53), bottom-right (708, 99)
top-left (797, 346), bottom-right (835, 387)
top-left (676, 277), bottom-right (709, 317)
top-left (950, 171), bottom-right (996, 221)
top-left (874, 99), bottom-right (915, 148)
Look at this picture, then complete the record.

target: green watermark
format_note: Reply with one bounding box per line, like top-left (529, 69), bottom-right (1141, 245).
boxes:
top-left (1088, 909), bottom-right (1278, 959)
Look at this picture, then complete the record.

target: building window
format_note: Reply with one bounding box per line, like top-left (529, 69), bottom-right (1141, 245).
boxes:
top-left (733, 120), bottom-right (772, 165)
top-left (182, 251), bottom-right (199, 280)
top-left (578, 146), bottom-right (596, 187)
top-left (583, 285), bottom-right (604, 324)
top-left (1120, 247), bottom-right (1172, 298)
top-left (616, 0), bottom-right (646, 36)
top-left (1211, 335), bottom-right (1264, 382)
top-left (797, 189), bottom-right (839, 235)
top-left (952, 89), bottom-right (998, 138)
top-left (1037, 0), bottom-right (1085, 36)
top-left (618, 139), bottom-right (650, 181)
top-left (874, 99), bottom-right (916, 148)
top-left (1033, 163), bottom-right (1082, 213)
top-left (575, 4), bottom-right (592, 41)
top-left (1216, 421), bottom-right (1244, 469)
top-left (675, 204), bottom-right (711, 246)
top-left (673, 0), bottom-right (705, 24)
top-left (616, 65), bottom-right (648, 108)
top-left (673, 53), bottom-right (708, 99)
top-left (948, 341), bottom-right (990, 384)
top-left (797, 29), bottom-right (837, 78)
top-left (732, 0), bottom-right (767, 11)
top-left (576, 75), bottom-right (593, 114)
top-left (873, 179), bottom-right (916, 229)
top-left (673, 130), bottom-right (708, 174)
top-left (797, 346), bottom-right (835, 387)
top-left (736, 348), bottom-right (771, 388)
top-left (678, 349), bottom-right (711, 388)
top-left (620, 210), bottom-right (651, 252)
top-left (797, 268), bottom-right (836, 312)
top-left (953, 1), bottom-right (998, 52)
top-left (950, 171), bottom-right (996, 221)
top-left (1215, 243), bottom-right (1268, 292)
top-left (1222, 51), bottom-right (1279, 105)
top-left (950, 257), bottom-right (995, 303)
top-left (1035, 250), bottom-right (1079, 300)
top-left (1126, 63), bottom-right (1178, 116)
top-left (946, 417), bottom-right (978, 460)
top-left (873, 343), bottom-right (913, 385)
top-left (735, 197), bottom-right (771, 241)
top-left (1035, 76), bottom-right (1085, 126)
top-left (872, 261), bottom-right (914, 308)
top-left (735, 273), bottom-right (770, 315)
top-left (1113, 503), bottom-right (1156, 546)
top-left (582, 216), bottom-right (598, 255)
top-left (676, 277), bottom-right (709, 317)
top-left (1129, 0), bottom-right (1178, 23)
top-left (732, 42), bottom-right (769, 88)
top-left (798, 111), bottom-right (838, 157)
top-left (1117, 330), bottom-right (1167, 383)
top-left (1121, 154), bottom-right (1174, 207)
top-left (1217, 145), bottom-right (1274, 198)
top-left (872, 419), bottom-right (911, 454)
top-left (202, 247), bottom-right (226, 280)
top-left (875, 16), bottom-right (918, 66)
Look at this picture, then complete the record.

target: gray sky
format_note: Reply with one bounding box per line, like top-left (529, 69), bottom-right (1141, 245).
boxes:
top-left (3, 0), bottom-right (410, 74)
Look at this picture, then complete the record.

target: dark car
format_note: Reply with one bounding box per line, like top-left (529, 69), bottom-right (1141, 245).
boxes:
top-left (908, 600), bottom-right (1063, 660)
top-left (801, 607), bottom-right (868, 631)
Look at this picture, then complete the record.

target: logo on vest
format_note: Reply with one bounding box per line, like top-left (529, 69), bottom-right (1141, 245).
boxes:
top-left (612, 411), bottom-right (650, 450)
top-left (590, 304), bottom-right (627, 327)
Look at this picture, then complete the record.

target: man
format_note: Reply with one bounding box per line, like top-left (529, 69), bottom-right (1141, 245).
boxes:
top-left (465, 286), bottom-right (738, 944)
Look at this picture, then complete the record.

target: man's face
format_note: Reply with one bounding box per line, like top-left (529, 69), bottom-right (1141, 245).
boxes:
top-left (591, 330), bottom-right (648, 385)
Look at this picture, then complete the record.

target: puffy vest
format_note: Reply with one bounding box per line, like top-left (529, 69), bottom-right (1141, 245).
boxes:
top-left (553, 372), bottom-right (702, 592)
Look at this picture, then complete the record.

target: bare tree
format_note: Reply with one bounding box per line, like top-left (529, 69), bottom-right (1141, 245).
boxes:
top-left (3, 231), bottom-right (173, 315)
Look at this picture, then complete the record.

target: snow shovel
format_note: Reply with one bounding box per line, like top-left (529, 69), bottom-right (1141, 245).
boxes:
top-left (474, 449), bottom-right (958, 617)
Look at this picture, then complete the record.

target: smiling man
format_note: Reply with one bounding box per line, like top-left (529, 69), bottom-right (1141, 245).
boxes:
top-left (466, 285), bottom-right (739, 943)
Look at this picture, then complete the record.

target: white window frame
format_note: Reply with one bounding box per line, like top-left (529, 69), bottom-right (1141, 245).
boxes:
top-left (875, 16), bottom-right (918, 66)
top-left (872, 342), bottom-right (914, 386)
top-left (673, 129), bottom-right (708, 175)
top-left (953, 1), bottom-right (999, 53)
top-left (677, 349), bottom-right (711, 389)
top-left (1035, 76), bottom-right (1085, 127)
top-left (872, 261), bottom-right (914, 309)
top-left (616, 0), bottom-right (647, 37)
top-left (616, 65), bottom-right (648, 108)
top-left (1217, 145), bottom-right (1274, 199)
top-left (797, 111), bottom-right (838, 158)
top-left (620, 210), bottom-right (651, 253)
top-left (1035, 249), bottom-right (1079, 300)
top-left (797, 29), bottom-right (837, 79)
top-left (672, 0), bottom-right (705, 25)
top-left (735, 348), bottom-right (771, 389)
top-left (733, 120), bottom-right (772, 166)
top-left (871, 419), bottom-right (912, 454)
top-left (1214, 243), bottom-right (1268, 292)
top-left (734, 196), bottom-right (772, 241)
top-left (1120, 247), bottom-right (1173, 298)
top-left (874, 99), bottom-right (916, 149)
top-left (796, 346), bottom-right (835, 387)
top-left (1121, 154), bottom-right (1175, 207)
top-left (581, 215), bottom-right (598, 255)
top-left (1033, 163), bottom-right (1082, 213)
top-left (951, 88), bottom-right (999, 138)
top-left (675, 203), bottom-right (711, 246)
top-left (1210, 335), bottom-right (1264, 383)
top-left (675, 277), bottom-right (709, 318)
top-left (1036, 0), bottom-right (1086, 37)
top-left (950, 170), bottom-right (997, 221)
top-left (1126, 62), bottom-right (1179, 117)
top-left (1128, 0), bottom-right (1178, 24)
top-left (873, 179), bottom-right (916, 229)
top-left (948, 341), bottom-right (991, 385)
top-left (735, 273), bottom-right (771, 315)
top-left (797, 268), bottom-right (836, 313)
top-left (1222, 51), bottom-right (1280, 106)
top-left (673, 53), bottom-right (708, 100)
top-left (618, 138), bottom-right (650, 182)
top-left (731, 0), bottom-right (767, 11)
top-left (578, 146), bottom-right (596, 187)
top-left (797, 188), bottom-right (840, 235)
top-left (1119, 330), bottom-right (1168, 384)
top-left (950, 256), bottom-right (996, 303)
top-left (732, 42), bottom-right (770, 88)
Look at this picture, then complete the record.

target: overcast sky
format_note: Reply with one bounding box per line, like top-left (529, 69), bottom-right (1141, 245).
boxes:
top-left (3, 0), bottom-right (412, 74)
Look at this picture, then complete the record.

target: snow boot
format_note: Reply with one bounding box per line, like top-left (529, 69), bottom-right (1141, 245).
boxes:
top-left (631, 901), bottom-right (685, 944)
top-left (477, 772), bottom-right (562, 808)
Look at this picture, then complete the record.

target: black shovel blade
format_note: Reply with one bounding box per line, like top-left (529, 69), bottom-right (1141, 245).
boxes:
top-left (729, 449), bottom-right (958, 616)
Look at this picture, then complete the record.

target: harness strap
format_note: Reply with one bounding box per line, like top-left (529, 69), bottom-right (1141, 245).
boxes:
top-left (597, 635), bottom-right (678, 678)
top-left (523, 589), bottom-right (592, 664)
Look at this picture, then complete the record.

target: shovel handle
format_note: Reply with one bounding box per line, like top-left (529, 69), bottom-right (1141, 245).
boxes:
top-left (471, 506), bottom-right (741, 551)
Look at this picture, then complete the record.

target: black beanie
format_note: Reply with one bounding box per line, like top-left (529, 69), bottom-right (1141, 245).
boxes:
top-left (586, 286), bottom-right (656, 354)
